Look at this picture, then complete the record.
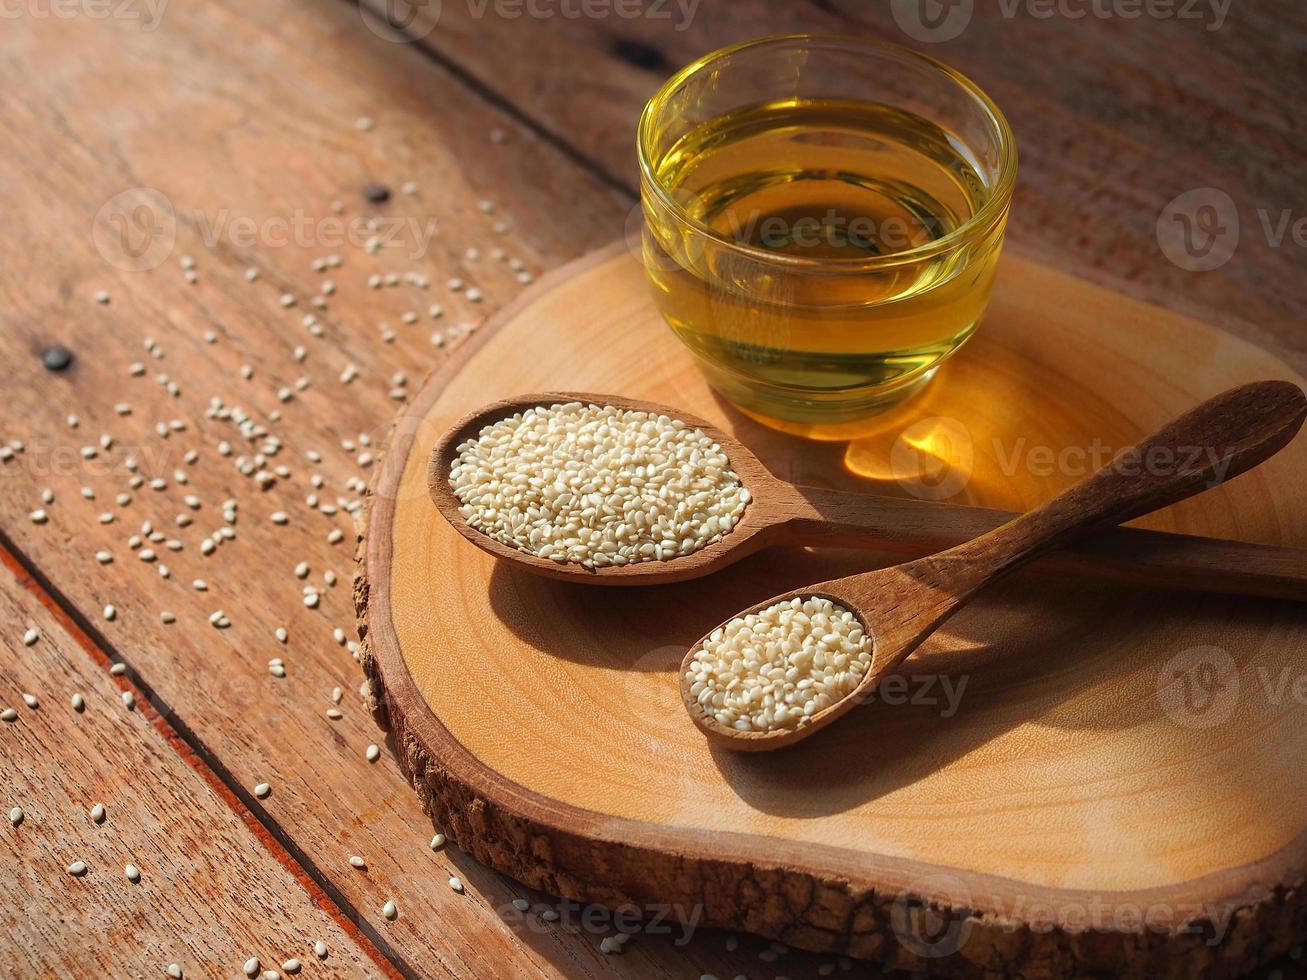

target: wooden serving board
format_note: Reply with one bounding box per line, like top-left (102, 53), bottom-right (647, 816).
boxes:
top-left (359, 242), bottom-right (1307, 978)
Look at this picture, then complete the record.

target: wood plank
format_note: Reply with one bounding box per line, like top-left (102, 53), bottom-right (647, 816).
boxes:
top-left (0, 544), bottom-right (385, 978)
top-left (364, 0), bottom-right (1307, 370)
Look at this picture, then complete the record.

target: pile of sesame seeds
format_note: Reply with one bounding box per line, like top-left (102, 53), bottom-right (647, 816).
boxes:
top-left (686, 597), bottom-right (872, 732)
top-left (450, 402), bottom-right (750, 568)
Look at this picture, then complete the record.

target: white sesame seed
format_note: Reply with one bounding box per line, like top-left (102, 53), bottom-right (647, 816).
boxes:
top-left (449, 876), bottom-right (464, 893)
top-left (91, 803), bottom-right (106, 823)
top-left (29, 509), bottom-right (48, 525)
top-left (23, 627), bottom-right (39, 646)
top-left (94, 289), bottom-right (110, 304)
top-left (349, 855), bottom-right (365, 869)
top-left (382, 899), bottom-right (397, 920)
top-left (121, 691), bottom-right (135, 710)
top-left (71, 693), bottom-right (84, 711)
top-left (355, 116), bottom-right (374, 132)
top-left (303, 593), bottom-right (320, 609)
top-left (125, 863), bottom-right (141, 882)
top-left (270, 511), bottom-right (289, 525)
top-left (326, 708), bottom-right (343, 720)
top-left (67, 860), bottom-right (88, 876)
top-left (103, 605), bottom-right (116, 622)
top-left (269, 664), bottom-right (286, 678)
top-left (327, 529), bottom-right (344, 545)
top-left (110, 663), bottom-right (127, 676)
top-left (8, 807), bottom-right (22, 827)
top-left (243, 957), bottom-right (260, 978)
top-left (686, 597), bottom-right (870, 732)
top-left (22, 693), bottom-right (37, 709)
top-left (451, 402), bottom-right (748, 568)
top-left (365, 744), bottom-right (380, 763)
top-left (1, 708), bottom-right (18, 722)
top-left (281, 960), bottom-right (300, 974)
top-left (254, 783), bottom-right (271, 799)
top-left (430, 833), bottom-right (445, 850)
top-left (167, 964), bottom-right (183, 978)
top-left (314, 941), bottom-right (327, 959)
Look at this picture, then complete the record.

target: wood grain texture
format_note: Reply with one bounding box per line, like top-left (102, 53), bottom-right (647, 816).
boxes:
top-left (363, 243), bottom-right (1307, 978)
top-left (365, 0), bottom-right (1307, 371)
top-left (0, 547), bottom-right (381, 978)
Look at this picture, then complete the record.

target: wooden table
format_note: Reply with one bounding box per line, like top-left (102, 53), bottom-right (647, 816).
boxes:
top-left (1, 1), bottom-right (1303, 977)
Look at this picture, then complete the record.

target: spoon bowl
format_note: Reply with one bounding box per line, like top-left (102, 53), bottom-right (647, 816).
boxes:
top-left (427, 391), bottom-right (788, 584)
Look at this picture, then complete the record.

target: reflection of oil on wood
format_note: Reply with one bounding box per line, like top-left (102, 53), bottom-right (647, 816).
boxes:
top-left (359, 242), bottom-right (1307, 978)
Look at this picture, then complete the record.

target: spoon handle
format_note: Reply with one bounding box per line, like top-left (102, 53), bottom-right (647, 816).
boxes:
top-left (782, 488), bottom-right (1307, 602)
top-left (902, 381), bottom-right (1307, 597)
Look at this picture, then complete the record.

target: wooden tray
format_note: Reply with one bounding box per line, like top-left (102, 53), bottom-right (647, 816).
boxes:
top-left (358, 242), bottom-right (1307, 978)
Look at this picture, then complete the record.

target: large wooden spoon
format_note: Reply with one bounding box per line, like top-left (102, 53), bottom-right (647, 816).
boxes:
top-left (428, 389), bottom-right (1307, 600)
top-left (680, 380), bottom-right (1307, 752)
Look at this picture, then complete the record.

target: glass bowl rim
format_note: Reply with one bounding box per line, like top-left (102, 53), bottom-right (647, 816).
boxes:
top-left (636, 33), bottom-right (1019, 272)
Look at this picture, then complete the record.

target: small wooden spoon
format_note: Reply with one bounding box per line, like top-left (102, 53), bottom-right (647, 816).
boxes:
top-left (428, 389), bottom-right (1307, 600)
top-left (681, 380), bottom-right (1307, 752)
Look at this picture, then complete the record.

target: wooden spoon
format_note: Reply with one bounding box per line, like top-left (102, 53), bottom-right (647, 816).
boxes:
top-left (428, 389), bottom-right (1307, 600)
top-left (681, 380), bottom-right (1307, 752)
